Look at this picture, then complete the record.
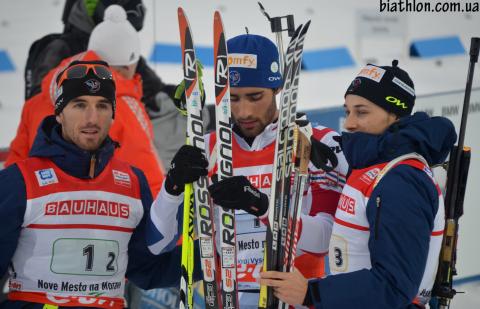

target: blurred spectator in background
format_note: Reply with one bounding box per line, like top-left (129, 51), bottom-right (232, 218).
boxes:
top-left (24, 0), bottom-right (189, 167)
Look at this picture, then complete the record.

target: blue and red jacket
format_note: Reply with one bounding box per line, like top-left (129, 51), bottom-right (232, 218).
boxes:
top-left (306, 112), bottom-right (457, 309)
top-left (0, 116), bottom-right (182, 309)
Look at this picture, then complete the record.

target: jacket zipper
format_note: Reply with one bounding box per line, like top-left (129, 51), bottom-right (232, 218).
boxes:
top-left (374, 195), bottom-right (382, 240)
top-left (89, 154), bottom-right (96, 178)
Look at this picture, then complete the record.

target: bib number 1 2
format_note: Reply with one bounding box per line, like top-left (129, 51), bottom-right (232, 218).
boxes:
top-left (83, 244), bottom-right (116, 272)
top-left (51, 238), bottom-right (119, 276)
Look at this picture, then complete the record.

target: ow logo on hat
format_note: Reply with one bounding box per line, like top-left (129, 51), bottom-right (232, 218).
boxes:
top-left (385, 96), bottom-right (408, 109)
top-left (85, 79), bottom-right (101, 93)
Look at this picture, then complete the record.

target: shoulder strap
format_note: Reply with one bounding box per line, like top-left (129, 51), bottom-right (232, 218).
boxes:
top-left (373, 152), bottom-right (429, 188)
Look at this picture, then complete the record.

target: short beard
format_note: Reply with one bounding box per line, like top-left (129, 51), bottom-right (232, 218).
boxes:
top-left (234, 98), bottom-right (278, 138)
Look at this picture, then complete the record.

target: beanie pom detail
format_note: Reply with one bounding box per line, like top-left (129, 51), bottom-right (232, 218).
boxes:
top-left (104, 4), bottom-right (127, 23)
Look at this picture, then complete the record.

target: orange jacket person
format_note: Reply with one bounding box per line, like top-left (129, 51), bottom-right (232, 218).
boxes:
top-left (6, 5), bottom-right (163, 195)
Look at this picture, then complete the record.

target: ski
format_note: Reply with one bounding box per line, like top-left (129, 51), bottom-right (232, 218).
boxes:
top-left (276, 20), bottom-right (311, 278)
top-left (214, 11), bottom-right (238, 309)
top-left (258, 24), bottom-right (300, 309)
top-left (278, 127), bottom-right (311, 309)
top-left (285, 128), bottom-right (311, 271)
top-left (258, 20), bottom-right (311, 309)
top-left (178, 7), bottom-right (217, 309)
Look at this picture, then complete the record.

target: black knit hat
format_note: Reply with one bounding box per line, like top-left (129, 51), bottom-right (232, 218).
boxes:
top-left (345, 60), bottom-right (415, 117)
top-left (54, 60), bottom-right (116, 118)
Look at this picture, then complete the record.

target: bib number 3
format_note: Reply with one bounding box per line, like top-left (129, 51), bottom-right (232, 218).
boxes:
top-left (329, 235), bottom-right (348, 272)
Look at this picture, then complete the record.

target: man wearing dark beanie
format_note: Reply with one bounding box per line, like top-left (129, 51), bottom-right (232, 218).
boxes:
top-left (260, 60), bottom-right (458, 309)
top-left (52, 60), bottom-right (117, 152)
top-left (0, 60), bottom-right (185, 308)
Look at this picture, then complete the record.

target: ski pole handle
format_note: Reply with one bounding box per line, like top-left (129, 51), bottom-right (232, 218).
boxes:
top-left (257, 2), bottom-right (295, 76)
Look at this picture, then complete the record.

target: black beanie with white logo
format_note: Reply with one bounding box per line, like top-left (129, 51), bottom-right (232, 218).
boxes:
top-left (54, 60), bottom-right (116, 118)
top-left (345, 60), bottom-right (415, 117)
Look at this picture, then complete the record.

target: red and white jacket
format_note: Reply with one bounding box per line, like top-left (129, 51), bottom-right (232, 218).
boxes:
top-left (10, 157), bottom-right (144, 309)
top-left (205, 121), bottom-right (349, 291)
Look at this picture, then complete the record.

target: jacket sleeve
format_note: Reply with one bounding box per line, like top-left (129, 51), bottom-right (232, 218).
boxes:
top-left (297, 128), bottom-right (348, 254)
top-left (5, 100), bottom-right (34, 167)
top-left (307, 165), bottom-right (438, 309)
top-left (5, 93), bottom-right (53, 168)
top-left (0, 165), bottom-right (27, 277)
top-left (126, 167), bottom-right (182, 289)
top-left (136, 56), bottom-right (169, 111)
top-left (147, 180), bottom-right (183, 255)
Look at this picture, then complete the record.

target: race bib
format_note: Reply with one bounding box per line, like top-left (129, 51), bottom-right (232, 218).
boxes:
top-left (51, 238), bottom-right (119, 276)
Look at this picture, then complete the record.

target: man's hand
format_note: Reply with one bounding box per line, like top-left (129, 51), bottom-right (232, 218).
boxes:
top-left (259, 268), bottom-right (308, 306)
top-left (164, 145), bottom-right (208, 195)
top-left (296, 114), bottom-right (338, 172)
top-left (208, 175), bottom-right (269, 217)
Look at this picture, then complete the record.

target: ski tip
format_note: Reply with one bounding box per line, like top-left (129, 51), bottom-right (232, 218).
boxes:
top-left (178, 7), bottom-right (184, 16)
top-left (214, 11), bottom-right (226, 37)
top-left (293, 24), bottom-right (303, 38)
top-left (303, 20), bottom-right (312, 30)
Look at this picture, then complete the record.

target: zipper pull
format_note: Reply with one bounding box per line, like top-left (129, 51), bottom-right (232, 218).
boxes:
top-left (375, 196), bottom-right (382, 240)
top-left (89, 154), bottom-right (96, 178)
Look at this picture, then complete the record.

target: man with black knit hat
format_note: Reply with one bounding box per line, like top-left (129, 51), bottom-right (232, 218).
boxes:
top-left (0, 60), bottom-right (185, 309)
top-left (260, 61), bottom-right (458, 309)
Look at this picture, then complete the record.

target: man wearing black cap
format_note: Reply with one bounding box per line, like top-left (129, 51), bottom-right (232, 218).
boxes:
top-left (260, 61), bottom-right (458, 308)
top-left (0, 60), bottom-right (184, 309)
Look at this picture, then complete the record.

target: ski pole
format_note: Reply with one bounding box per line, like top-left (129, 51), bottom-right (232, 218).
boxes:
top-left (257, 2), bottom-right (295, 75)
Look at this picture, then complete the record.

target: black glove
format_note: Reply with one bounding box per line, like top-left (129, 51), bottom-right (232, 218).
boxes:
top-left (173, 60), bottom-right (206, 116)
top-left (295, 114), bottom-right (338, 172)
top-left (310, 137), bottom-right (338, 172)
top-left (164, 145), bottom-right (208, 195)
top-left (208, 175), bottom-right (269, 217)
